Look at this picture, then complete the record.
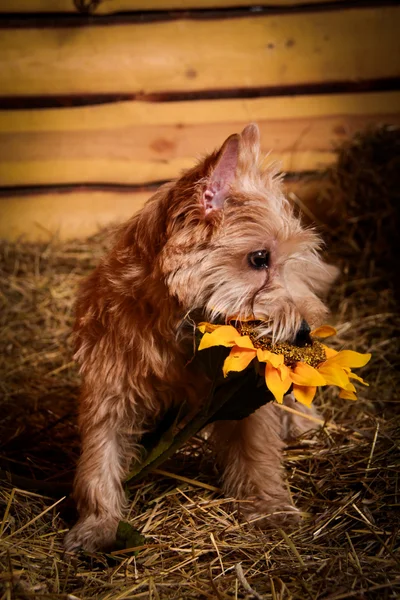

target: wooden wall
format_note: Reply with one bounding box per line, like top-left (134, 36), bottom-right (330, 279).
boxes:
top-left (0, 1), bottom-right (399, 240)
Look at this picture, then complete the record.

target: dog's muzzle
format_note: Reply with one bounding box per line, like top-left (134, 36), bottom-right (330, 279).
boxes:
top-left (294, 320), bottom-right (312, 347)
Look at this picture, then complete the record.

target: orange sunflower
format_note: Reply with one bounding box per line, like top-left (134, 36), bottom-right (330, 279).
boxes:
top-left (198, 323), bottom-right (371, 407)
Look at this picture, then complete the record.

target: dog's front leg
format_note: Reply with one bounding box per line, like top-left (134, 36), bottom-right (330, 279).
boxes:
top-left (64, 390), bottom-right (134, 552)
top-left (210, 403), bottom-right (300, 527)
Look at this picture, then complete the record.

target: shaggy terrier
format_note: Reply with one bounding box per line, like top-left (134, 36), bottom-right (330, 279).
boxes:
top-left (65, 124), bottom-right (337, 552)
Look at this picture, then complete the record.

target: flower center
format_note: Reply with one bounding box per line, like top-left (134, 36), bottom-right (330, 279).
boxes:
top-left (237, 322), bottom-right (326, 368)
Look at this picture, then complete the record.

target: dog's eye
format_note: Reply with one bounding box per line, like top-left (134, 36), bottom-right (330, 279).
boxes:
top-left (248, 250), bottom-right (270, 270)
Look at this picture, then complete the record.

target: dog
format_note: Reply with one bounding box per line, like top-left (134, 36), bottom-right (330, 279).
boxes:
top-left (64, 124), bottom-right (338, 552)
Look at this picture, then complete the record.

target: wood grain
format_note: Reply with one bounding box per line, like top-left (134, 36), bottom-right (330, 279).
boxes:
top-left (0, 92), bottom-right (399, 185)
top-left (0, 0), bottom-right (352, 14)
top-left (0, 178), bottom-right (327, 241)
top-left (0, 8), bottom-right (399, 96)
top-left (0, 189), bottom-right (149, 241)
top-left (2, 92), bottom-right (398, 132)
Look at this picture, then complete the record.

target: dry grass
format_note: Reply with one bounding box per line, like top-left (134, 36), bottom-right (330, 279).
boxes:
top-left (1, 127), bottom-right (399, 599)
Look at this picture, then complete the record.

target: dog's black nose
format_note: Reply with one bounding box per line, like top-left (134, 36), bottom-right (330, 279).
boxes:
top-left (294, 320), bottom-right (312, 347)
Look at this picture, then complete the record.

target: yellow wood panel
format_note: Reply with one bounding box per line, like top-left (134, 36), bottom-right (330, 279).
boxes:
top-left (0, 8), bottom-right (399, 96)
top-left (1, 92), bottom-right (398, 133)
top-left (0, 178), bottom-right (327, 241)
top-left (1, 92), bottom-right (399, 185)
top-left (0, 153), bottom-right (336, 186)
top-left (0, 0), bottom-right (350, 13)
top-left (0, 190), bottom-right (150, 241)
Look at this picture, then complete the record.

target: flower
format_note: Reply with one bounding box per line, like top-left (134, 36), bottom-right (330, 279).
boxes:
top-left (198, 322), bottom-right (371, 407)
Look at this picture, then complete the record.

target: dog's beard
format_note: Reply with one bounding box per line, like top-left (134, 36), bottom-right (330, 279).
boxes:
top-left (181, 285), bottom-right (303, 344)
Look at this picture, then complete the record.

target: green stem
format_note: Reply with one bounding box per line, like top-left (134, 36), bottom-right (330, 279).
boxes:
top-left (125, 371), bottom-right (253, 484)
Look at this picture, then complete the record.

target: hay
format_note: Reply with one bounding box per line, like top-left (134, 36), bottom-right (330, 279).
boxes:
top-left (1, 127), bottom-right (400, 599)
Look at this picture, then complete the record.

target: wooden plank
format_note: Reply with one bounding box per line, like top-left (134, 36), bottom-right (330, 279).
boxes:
top-left (2, 92), bottom-right (398, 133)
top-left (0, 178), bottom-right (328, 242)
top-left (0, 92), bottom-right (399, 185)
top-left (0, 190), bottom-right (150, 242)
top-left (0, 8), bottom-right (399, 96)
top-left (0, 153), bottom-right (333, 185)
top-left (0, 0), bottom-right (351, 13)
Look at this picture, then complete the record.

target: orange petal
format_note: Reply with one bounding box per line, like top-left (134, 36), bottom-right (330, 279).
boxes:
top-left (344, 381), bottom-right (356, 393)
top-left (293, 385), bottom-right (317, 407)
top-left (265, 362), bottom-right (292, 404)
top-left (235, 335), bottom-right (256, 350)
top-left (339, 389), bottom-right (358, 401)
top-left (198, 322), bottom-right (221, 334)
top-left (222, 347), bottom-right (257, 377)
top-left (321, 344), bottom-right (338, 359)
top-left (311, 325), bottom-right (337, 338)
top-left (256, 348), bottom-right (284, 368)
top-left (290, 362), bottom-right (326, 387)
top-left (317, 364), bottom-right (350, 389)
top-left (348, 372), bottom-right (369, 386)
top-left (326, 350), bottom-right (371, 369)
top-left (198, 325), bottom-right (241, 350)
top-left (278, 363), bottom-right (290, 382)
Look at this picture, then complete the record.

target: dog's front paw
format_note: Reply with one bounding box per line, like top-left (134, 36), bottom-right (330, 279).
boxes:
top-left (64, 515), bottom-right (119, 553)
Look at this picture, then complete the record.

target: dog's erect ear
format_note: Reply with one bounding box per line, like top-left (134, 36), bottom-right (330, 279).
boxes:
top-left (202, 133), bottom-right (240, 216)
top-left (239, 123), bottom-right (261, 172)
top-left (241, 123), bottom-right (260, 149)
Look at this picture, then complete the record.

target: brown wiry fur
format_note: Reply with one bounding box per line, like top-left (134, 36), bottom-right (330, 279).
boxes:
top-left (64, 124), bottom-right (337, 552)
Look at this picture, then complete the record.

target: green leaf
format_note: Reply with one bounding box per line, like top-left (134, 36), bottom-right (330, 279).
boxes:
top-left (114, 521), bottom-right (146, 552)
top-left (193, 343), bottom-right (230, 384)
top-left (207, 367), bottom-right (274, 422)
top-left (124, 339), bottom-right (273, 486)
